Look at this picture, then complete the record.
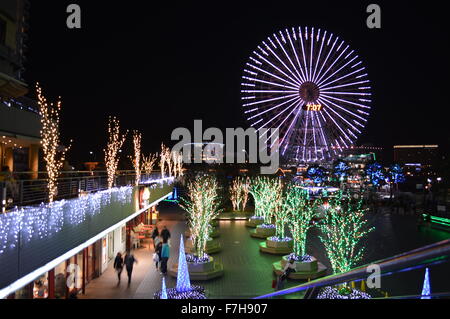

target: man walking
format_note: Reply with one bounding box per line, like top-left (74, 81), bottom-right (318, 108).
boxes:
top-left (113, 252), bottom-right (123, 286)
top-left (124, 251), bottom-right (138, 287)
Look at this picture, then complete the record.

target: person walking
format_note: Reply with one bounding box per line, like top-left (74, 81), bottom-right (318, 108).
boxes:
top-left (154, 241), bottom-right (163, 270)
top-left (124, 251), bottom-right (138, 287)
top-left (113, 252), bottom-right (124, 285)
top-left (151, 227), bottom-right (159, 249)
top-left (160, 226), bottom-right (171, 244)
top-left (160, 239), bottom-right (170, 275)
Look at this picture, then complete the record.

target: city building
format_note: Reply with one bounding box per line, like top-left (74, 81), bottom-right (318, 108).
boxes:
top-left (0, 0), bottom-right (41, 178)
top-left (393, 145), bottom-right (439, 177)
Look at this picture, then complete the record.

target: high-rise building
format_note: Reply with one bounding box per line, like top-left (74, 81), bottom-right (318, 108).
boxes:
top-left (0, 0), bottom-right (41, 178)
top-left (393, 145), bottom-right (439, 177)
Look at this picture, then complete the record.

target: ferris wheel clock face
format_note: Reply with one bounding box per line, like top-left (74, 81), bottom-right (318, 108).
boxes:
top-left (241, 27), bottom-right (371, 163)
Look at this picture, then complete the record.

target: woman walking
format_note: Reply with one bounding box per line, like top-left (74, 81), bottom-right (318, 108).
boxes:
top-left (154, 241), bottom-right (163, 270)
top-left (160, 239), bottom-right (170, 275)
top-left (113, 252), bottom-right (124, 285)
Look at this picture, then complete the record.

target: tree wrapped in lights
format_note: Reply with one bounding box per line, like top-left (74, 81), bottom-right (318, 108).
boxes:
top-left (229, 177), bottom-right (250, 211)
top-left (333, 160), bottom-right (350, 183)
top-left (104, 116), bottom-right (127, 189)
top-left (160, 143), bottom-right (171, 178)
top-left (365, 162), bottom-right (385, 187)
top-left (36, 83), bottom-right (71, 203)
top-left (318, 192), bottom-right (374, 273)
top-left (172, 151), bottom-right (184, 178)
top-left (285, 185), bottom-right (316, 257)
top-left (180, 175), bottom-right (221, 257)
top-left (387, 163), bottom-right (405, 196)
top-left (176, 235), bottom-right (191, 292)
top-left (306, 165), bottom-right (327, 185)
top-left (142, 153), bottom-right (158, 176)
top-left (248, 177), bottom-right (264, 218)
top-left (249, 177), bottom-right (282, 224)
top-left (129, 130), bottom-right (142, 185)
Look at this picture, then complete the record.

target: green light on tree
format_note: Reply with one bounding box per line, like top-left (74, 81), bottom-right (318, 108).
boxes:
top-left (180, 175), bottom-right (221, 257)
top-left (284, 185), bottom-right (316, 256)
top-left (249, 177), bottom-right (282, 225)
top-left (318, 192), bottom-right (374, 273)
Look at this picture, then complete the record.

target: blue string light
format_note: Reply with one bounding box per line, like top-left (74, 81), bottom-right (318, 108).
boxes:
top-left (421, 267), bottom-right (431, 299)
top-left (176, 235), bottom-right (191, 293)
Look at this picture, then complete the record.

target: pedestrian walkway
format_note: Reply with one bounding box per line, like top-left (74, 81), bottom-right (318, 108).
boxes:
top-left (80, 206), bottom-right (185, 299)
top-left (79, 202), bottom-right (450, 299)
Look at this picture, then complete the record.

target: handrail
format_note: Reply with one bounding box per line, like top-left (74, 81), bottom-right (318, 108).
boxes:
top-left (255, 238), bottom-right (450, 299)
top-left (1, 171), bottom-right (163, 209)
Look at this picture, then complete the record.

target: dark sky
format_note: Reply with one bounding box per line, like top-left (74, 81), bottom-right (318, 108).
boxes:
top-left (24, 1), bottom-right (450, 165)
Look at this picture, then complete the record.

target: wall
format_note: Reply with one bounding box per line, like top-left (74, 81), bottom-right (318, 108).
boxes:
top-left (0, 180), bottom-right (173, 290)
top-left (0, 104), bottom-right (41, 139)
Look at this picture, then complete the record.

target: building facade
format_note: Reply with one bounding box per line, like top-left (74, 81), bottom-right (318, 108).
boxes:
top-left (0, 0), bottom-right (41, 179)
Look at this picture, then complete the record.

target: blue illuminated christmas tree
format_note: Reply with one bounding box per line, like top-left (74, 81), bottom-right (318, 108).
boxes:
top-left (161, 277), bottom-right (168, 299)
top-left (176, 235), bottom-right (191, 293)
top-left (421, 268), bottom-right (431, 299)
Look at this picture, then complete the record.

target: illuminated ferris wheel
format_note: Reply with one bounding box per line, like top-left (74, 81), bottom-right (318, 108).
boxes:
top-left (241, 27), bottom-right (371, 163)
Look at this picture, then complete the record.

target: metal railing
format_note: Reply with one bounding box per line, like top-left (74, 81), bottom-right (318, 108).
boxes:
top-left (256, 239), bottom-right (450, 299)
top-left (0, 171), bottom-right (160, 209)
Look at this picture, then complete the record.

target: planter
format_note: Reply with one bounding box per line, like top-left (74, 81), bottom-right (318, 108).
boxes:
top-left (250, 224), bottom-right (276, 238)
top-left (272, 255), bottom-right (328, 280)
top-left (281, 255), bottom-right (318, 272)
top-left (168, 255), bottom-right (224, 280)
top-left (185, 238), bottom-right (222, 254)
top-left (188, 256), bottom-right (215, 273)
top-left (259, 237), bottom-right (293, 254)
top-left (266, 237), bottom-right (293, 249)
top-left (245, 216), bottom-right (265, 228)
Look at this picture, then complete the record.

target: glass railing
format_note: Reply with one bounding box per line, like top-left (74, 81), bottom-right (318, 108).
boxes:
top-left (256, 239), bottom-right (450, 299)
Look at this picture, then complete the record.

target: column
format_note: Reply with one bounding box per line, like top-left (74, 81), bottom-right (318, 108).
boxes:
top-left (48, 269), bottom-right (55, 299)
top-left (5, 147), bottom-right (13, 172)
top-left (28, 144), bottom-right (40, 179)
top-left (82, 248), bottom-right (86, 294)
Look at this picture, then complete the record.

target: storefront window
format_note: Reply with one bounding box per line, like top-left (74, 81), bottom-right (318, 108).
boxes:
top-left (32, 273), bottom-right (49, 299)
top-left (54, 260), bottom-right (67, 299)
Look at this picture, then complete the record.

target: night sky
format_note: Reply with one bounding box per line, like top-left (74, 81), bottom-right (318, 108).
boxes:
top-left (24, 1), bottom-right (450, 165)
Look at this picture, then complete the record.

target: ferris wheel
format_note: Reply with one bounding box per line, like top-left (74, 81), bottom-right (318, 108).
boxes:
top-left (241, 27), bottom-right (371, 163)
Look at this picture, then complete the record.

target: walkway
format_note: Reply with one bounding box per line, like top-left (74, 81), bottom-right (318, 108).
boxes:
top-left (80, 202), bottom-right (450, 299)
top-left (80, 202), bottom-right (186, 299)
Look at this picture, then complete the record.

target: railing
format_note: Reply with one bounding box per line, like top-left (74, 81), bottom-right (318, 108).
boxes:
top-left (256, 239), bottom-right (450, 299)
top-left (0, 171), bottom-right (161, 210)
top-left (0, 177), bottom-right (174, 294)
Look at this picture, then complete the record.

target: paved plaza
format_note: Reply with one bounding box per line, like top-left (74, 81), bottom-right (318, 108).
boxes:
top-left (80, 202), bottom-right (450, 299)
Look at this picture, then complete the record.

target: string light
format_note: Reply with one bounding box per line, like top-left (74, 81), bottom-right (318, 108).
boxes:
top-left (0, 187), bottom-right (132, 255)
top-left (142, 153), bottom-right (158, 176)
top-left (180, 175), bottom-right (221, 257)
top-left (284, 185), bottom-right (316, 257)
top-left (129, 131), bottom-right (142, 186)
top-left (317, 191), bottom-right (374, 274)
top-left (104, 116), bottom-right (127, 189)
top-left (153, 235), bottom-right (206, 299)
top-left (36, 83), bottom-right (71, 203)
top-left (421, 268), bottom-right (431, 299)
top-left (249, 177), bottom-right (282, 225)
top-left (317, 286), bottom-right (371, 299)
top-left (171, 151), bottom-right (184, 177)
top-left (229, 177), bottom-right (250, 211)
top-left (176, 235), bottom-right (191, 292)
